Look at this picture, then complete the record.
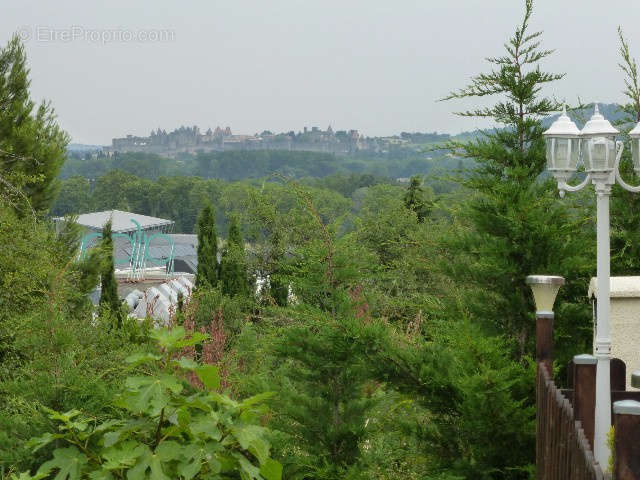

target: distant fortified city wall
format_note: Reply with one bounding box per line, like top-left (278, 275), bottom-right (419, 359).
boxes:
top-left (105, 125), bottom-right (378, 157)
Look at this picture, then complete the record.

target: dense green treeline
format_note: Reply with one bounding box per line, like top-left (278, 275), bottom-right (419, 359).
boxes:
top-left (50, 170), bottom-right (423, 234)
top-left (60, 148), bottom-right (465, 183)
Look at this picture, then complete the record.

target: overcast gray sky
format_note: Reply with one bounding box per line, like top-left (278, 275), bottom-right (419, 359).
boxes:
top-left (2, 0), bottom-right (639, 145)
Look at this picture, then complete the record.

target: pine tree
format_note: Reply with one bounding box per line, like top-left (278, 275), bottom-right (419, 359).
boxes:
top-left (0, 35), bottom-right (69, 213)
top-left (617, 27), bottom-right (640, 124)
top-left (610, 28), bottom-right (640, 275)
top-left (257, 188), bottom-right (379, 476)
top-left (195, 202), bottom-right (218, 288)
top-left (269, 314), bottom-right (376, 478)
top-left (269, 229), bottom-right (288, 307)
top-left (403, 175), bottom-right (430, 222)
top-left (99, 220), bottom-right (122, 327)
top-left (440, 0), bottom-right (592, 361)
top-left (220, 216), bottom-right (248, 297)
top-left (348, 316), bottom-right (535, 479)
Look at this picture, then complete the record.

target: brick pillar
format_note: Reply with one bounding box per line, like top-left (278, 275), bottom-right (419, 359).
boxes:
top-left (613, 400), bottom-right (640, 480)
top-left (573, 354), bottom-right (597, 450)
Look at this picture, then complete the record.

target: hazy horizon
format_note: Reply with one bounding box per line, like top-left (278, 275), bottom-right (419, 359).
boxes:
top-left (3, 0), bottom-right (640, 145)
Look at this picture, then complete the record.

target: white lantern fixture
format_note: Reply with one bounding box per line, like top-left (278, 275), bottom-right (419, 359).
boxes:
top-left (543, 102), bottom-right (635, 467)
top-left (580, 104), bottom-right (619, 175)
top-left (543, 105), bottom-right (581, 184)
top-left (628, 121), bottom-right (640, 176)
top-left (526, 275), bottom-right (565, 314)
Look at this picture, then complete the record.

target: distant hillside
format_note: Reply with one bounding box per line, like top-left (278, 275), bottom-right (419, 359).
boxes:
top-left (453, 103), bottom-right (629, 141)
top-left (61, 104), bottom-right (630, 183)
top-left (67, 143), bottom-right (103, 153)
top-left (544, 103), bottom-right (629, 128)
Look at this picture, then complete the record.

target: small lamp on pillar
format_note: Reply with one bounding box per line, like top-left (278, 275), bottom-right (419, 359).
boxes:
top-left (526, 275), bottom-right (565, 373)
top-left (526, 275), bottom-right (565, 314)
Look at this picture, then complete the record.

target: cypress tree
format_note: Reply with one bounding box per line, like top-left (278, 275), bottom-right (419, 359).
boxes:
top-left (269, 229), bottom-right (288, 307)
top-left (195, 202), bottom-right (218, 288)
top-left (0, 35), bottom-right (69, 213)
top-left (220, 216), bottom-right (248, 297)
top-left (403, 175), bottom-right (430, 222)
top-left (99, 220), bottom-right (122, 327)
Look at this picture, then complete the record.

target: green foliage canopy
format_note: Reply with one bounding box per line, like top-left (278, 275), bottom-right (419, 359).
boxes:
top-left (196, 202), bottom-right (219, 289)
top-left (15, 327), bottom-right (282, 480)
top-left (99, 220), bottom-right (123, 327)
top-left (0, 35), bottom-right (69, 213)
top-left (220, 217), bottom-right (249, 298)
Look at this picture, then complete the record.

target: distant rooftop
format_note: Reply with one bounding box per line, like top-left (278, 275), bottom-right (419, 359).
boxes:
top-left (58, 209), bottom-right (174, 233)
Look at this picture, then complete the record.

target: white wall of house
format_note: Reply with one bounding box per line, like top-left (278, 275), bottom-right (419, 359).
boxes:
top-left (589, 276), bottom-right (640, 390)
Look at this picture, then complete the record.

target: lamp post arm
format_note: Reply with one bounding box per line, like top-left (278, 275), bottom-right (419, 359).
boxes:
top-left (558, 173), bottom-right (591, 197)
top-left (613, 141), bottom-right (640, 192)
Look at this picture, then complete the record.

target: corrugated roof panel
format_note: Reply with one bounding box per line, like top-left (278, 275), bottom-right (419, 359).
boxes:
top-left (69, 210), bottom-right (174, 233)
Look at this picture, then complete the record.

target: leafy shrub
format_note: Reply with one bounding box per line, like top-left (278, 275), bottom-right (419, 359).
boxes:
top-left (13, 326), bottom-right (281, 480)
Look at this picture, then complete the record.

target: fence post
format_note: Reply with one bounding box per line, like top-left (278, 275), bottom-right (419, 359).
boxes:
top-left (613, 400), bottom-right (640, 480)
top-left (536, 313), bottom-right (553, 480)
top-left (536, 312), bottom-right (554, 375)
top-left (611, 358), bottom-right (627, 392)
top-left (573, 354), bottom-right (597, 450)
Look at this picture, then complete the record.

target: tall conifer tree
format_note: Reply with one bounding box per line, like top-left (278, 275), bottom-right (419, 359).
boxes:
top-left (0, 35), bottom-right (69, 213)
top-left (610, 28), bottom-right (640, 275)
top-left (99, 220), bottom-right (122, 327)
top-left (220, 216), bottom-right (248, 297)
top-left (259, 191), bottom-right (377, 477)
top-left (269, 229), bottom-right (288, 307)
top-left (440, 0), bottom-right (592, 360)
top-left (195, 202), bottom-right (218, 288)
top-left (403, 175), bottom-right (430, 222)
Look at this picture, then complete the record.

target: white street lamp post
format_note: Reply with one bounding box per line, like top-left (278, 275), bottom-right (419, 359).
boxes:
top-left (543, 104), bottom-right (640, 467)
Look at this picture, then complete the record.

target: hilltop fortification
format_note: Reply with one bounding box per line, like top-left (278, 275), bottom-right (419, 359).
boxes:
top-left (106, 125), bottom-right (376, 157)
